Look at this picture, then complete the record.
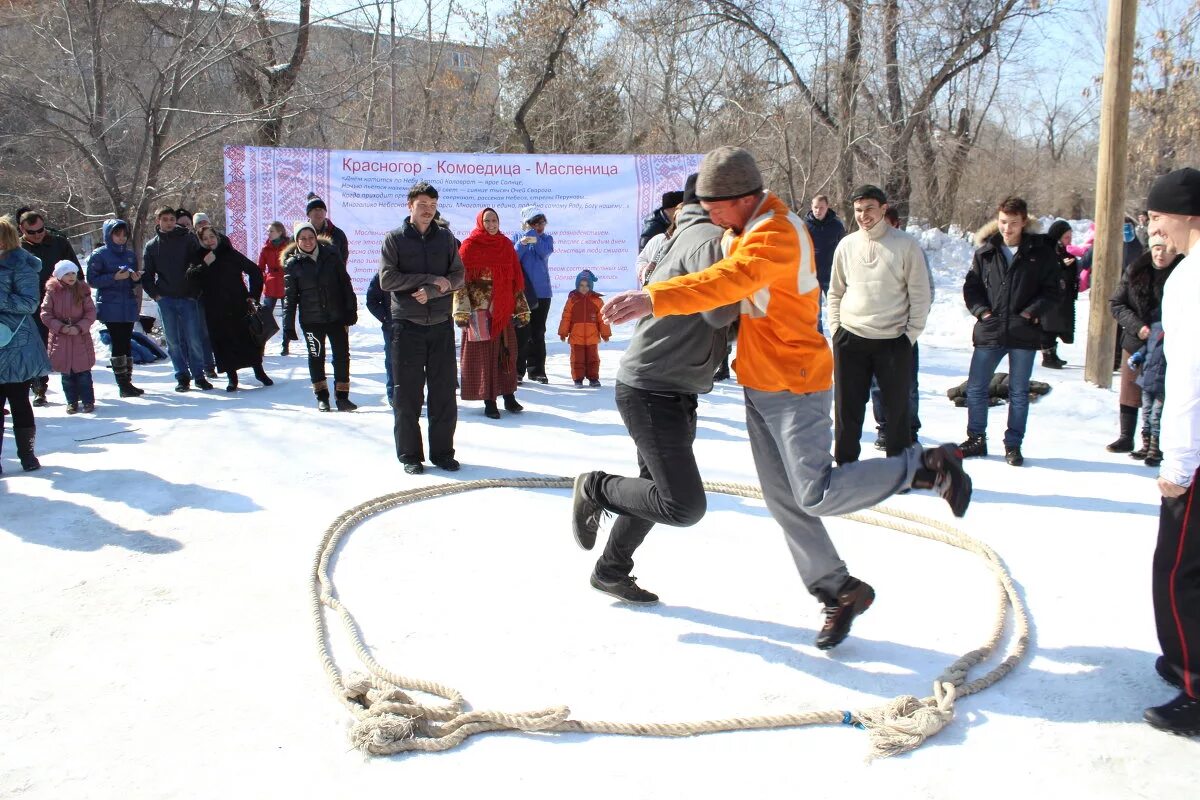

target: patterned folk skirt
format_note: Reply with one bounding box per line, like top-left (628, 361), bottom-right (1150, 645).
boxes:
top-left (459, 322), bottom-right (518, 401)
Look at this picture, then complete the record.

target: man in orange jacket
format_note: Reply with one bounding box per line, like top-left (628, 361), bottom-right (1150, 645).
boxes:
top-left (591, 146), bottom-right (973, 650)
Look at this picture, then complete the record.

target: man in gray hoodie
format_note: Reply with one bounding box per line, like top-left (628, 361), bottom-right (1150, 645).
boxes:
top-left (571, 174), bottom-right (739, 603)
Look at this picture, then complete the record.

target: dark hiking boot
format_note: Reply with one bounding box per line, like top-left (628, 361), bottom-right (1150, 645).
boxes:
top-left (590, 572), bottom-right (659, 605)
top-left (959, 433), bottom-right (987, 458)
top-left (194, 376), bottom-right (214, 391)
top-left (815, 577), bottom-right (875, 650)
top-left (403, 462), bottom-right (425, 475)
top-left (572, 472), bottom-right (607, 551)
top-left (15, 426), bottom-right (40, 472)
top-left (1144, 692), bottom-right (1200, 736)
top-left (1131, 433), bottom-right (1152, 461)
top-left (253, 366), bottom-right (274, 386)
top-left (503, 394), bottom-right (523, 413)
top-left (82, 403), bottom-right (95, 413)
top-left (66, 402), bottom-right (79, 415)
top-left (1145, 437), bottom-right (1163, 467)
top-left (1156, 657), bottom-right (1187, 692)
top-left (174, 377), bottom-right (191, 393)
top-left (1005, 446), bottom-right (1024, 467)
top-left (483, 399), bottom-right (501, 419)
top-left (433, 457), bottom-right (460, 472)
top-left (1041, 347), bottom-right (1066, 369)
top-left (913, 444), bottom-right (973, 517)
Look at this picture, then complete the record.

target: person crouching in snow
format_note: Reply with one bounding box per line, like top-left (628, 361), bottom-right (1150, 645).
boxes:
top-left (558, 270), bottom-right (610, 387)
top-left (39, 261), bottom-right (97, 414)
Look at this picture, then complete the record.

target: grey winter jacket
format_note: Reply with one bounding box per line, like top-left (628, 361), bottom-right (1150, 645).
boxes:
top-left (617, 204), bottom-right (740, 394)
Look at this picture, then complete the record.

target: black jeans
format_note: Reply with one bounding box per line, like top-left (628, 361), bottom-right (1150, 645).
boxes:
top-left (105, 321), bottom-right (135, 360)
top-left (1154, 472), bottom-right (1200, 697)
top-left (303, 323), bottom-right (350, 387)
top-left (589, 382), bottom-right (707, 580)
top-left (1, 381), bottom-right (34, 428)
top-left (833, 328), bottom-right (913, 464)
top-left (392, 319), bottom-right (457, 464)
top-left (517, 299), bottom-right (551, 378)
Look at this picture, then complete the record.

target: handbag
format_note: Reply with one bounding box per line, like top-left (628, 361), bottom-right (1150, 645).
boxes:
top-left (0, 316), bottom-right (24, 348)
top-left (247, 304), bottom-right (280, 346)
top-left (466, 309), bottom-right (492, 343)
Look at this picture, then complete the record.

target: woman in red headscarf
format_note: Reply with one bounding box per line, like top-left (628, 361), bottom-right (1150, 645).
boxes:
top-left (455, 208), bottom-right (532, 418)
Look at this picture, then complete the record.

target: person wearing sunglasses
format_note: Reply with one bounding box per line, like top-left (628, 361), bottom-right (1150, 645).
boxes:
top-left (18, 210), bottom-right (80, 408)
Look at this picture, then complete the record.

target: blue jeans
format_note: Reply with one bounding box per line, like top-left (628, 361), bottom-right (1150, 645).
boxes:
top-left (158, 296), bottom-right (208, 381)
top-left (197, 304), bottom-right (215, 370)
top-left (1142, 390), bottom-right (1165, 439)
top-left (61, 370), bottom-right (95, 405)
top-left (966, 346), bottom-right (1036, 447)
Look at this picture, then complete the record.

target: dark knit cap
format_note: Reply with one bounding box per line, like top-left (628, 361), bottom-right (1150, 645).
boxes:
top-left (681, 173), bottom-right (699, 206)
top-left (850, 185), bottom-right (888, 205)
top-left (306, 193), bottom-right (327, 214)
top-left (661, 190), bottom-right (685, 209)
top-left (175, 207), bottom-right (192, 221)
top-left (1147, 168), bottom-right (1200, 216)
top-left (1046, 219), bottom-right (1072, 244)
top-left (696, 147), bottom-right (763, 202)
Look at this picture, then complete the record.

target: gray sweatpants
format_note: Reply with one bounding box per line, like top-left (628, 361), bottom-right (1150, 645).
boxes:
top-left (744, 387), bottom-right (923, 600)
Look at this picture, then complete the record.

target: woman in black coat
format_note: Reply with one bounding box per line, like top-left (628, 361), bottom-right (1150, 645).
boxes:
top-left (1106, 235), bottom-right (1182, 453)
top-left (282, 222), bottom-right (358, 412)
top-left (1039, 220), bottom-right (1080, 368)
top-left (188, 226), bottom-right (272, 391)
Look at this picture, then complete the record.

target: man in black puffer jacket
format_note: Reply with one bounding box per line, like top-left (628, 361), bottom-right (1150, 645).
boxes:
top-left (379, 182), bottom-right (465, 474)
top-left (960, 196), bottom-right (1060, 466)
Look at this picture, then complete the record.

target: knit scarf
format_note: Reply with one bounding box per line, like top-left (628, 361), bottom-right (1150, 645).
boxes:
top-left (458, 208), bottom-right (525, 338)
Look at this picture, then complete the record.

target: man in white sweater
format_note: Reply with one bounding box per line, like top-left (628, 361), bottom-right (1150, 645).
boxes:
top-left (1143, 167), bottom-right (1200, 736)
top-left (827, 185), bottom-right (932, 465)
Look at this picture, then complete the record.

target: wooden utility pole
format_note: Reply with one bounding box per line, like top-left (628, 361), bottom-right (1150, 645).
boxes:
top-left (1085, 0), bottom-right (1140, 388)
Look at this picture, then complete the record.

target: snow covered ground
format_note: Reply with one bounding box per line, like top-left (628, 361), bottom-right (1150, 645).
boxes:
top-left (3, 226), bottom-right (1197, 799)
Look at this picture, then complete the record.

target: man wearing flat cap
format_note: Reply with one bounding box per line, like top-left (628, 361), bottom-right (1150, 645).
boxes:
top-left (1143, 166), bottom-right (1200, 737)
top-left (593, 146), bottom-right (972, 651)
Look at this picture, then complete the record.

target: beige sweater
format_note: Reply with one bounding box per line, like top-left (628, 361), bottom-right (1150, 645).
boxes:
top-left (827, 222), bottom-right (932, 341)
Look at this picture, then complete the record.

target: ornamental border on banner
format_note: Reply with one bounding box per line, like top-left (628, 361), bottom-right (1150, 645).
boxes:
top-left (223, 146), bottom-right (701, 296)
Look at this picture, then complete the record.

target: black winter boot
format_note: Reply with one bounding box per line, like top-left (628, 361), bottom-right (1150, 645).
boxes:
top-left (113, 357), bottom-right (144, 397)
top-left (1144, 437), bottom-right (1163, 467)
top-left (959, 433), bottom-right (987, 458)
top-left (315, 382), bottom-right (332, 412)
top-left (335, 382), bottom-right (357, 411)
top-left (1131, 432), bottom-right (1152, 460)
top-left (14, 426), bottom-right (40, 471)
top-left (483, 399), bottom-right (501, 419)
top-left (1107, 405), bottom-right (1138, 452)
top-left (31, 377), bottom-right (49, 407)
top-left (912, 444), bottom-right (973, 517)
top-left (502, 394), bottom-right (523, 413)
top-left (226, 372), bottom-right (239, 392)
top-left (174, 376), bottom-right (191, 393)
top-left (253, 365), bottom-right (274, 386)
top-left (1041, 346), bottom-right (1066, 368)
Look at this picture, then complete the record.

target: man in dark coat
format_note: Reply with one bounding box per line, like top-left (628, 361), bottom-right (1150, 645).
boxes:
top-left (365, 273), bottom-right (395, 406)
top-left (803, 194), bottom-right (846, 296)
top-left (19, 210), bottom-right (79, 405)
top-left (306, 194), bottom-right (350, 266)
top-left (143, 206), bottom-right (211, 392)
top-left (638, 190), bottom-right (684, 251)
top-left (959, 196), bottom-right (1060, 466)
top-left (1038, 220), bottom-right (1079, 369)
top-left (379, 181), bottom-right (465, 474)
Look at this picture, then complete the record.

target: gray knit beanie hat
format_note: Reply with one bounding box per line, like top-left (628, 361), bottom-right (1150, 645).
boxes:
top-left (695, 146), bottom-right (763, 202)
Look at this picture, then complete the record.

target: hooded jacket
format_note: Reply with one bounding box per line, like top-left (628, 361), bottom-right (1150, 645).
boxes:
top-left (258, 235), bottom-right (289, 299)
top-left (379, 217), bottom-right (465, 325)
top-left (558, 282), bottom-right (610, 346)
top-left (40, 277), bottom-right (97, 374)
top-left (512, 228), bottom-right (554, 299)
top-left (963, 220), bottom-right (1061, 350)
top-left (87, 219), bottom-right (141, 323)
top-left (1109, 251), bottom-right (1181, 355)
top-left (282, 239), bottom-right (357, 331)
top-left (645, 192), bottom-right (829, 395)
top-left (618, 203), bottom-right (740, 394)
top-left (1136, 322), bottom-right (1166, 396)
top-left (143, 224), bottom-right (201, 299)
top-left (803, 209), bottom-right (846, 292)
top-left (0, 248), bottom-right (52, 383)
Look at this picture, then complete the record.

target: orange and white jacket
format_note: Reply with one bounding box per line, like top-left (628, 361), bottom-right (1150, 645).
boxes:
top-left (645, 192), bottom-right (830, 394)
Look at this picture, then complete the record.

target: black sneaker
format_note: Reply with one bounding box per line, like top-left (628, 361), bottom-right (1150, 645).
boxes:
top-left (1156, 656), bottom-right (1187, 691)
top-left (194, 377), bottom-right (215, 391)
top-left (1005, 446), bottom-right (1024, 467)
top-left (403, 462), bottom-right (425, 475)
top-left (432, 457), bottom-right (460, 472)
top-left (1144, 692), bottom-right (1200, 736)
top-left (66, 402), bottom-right (79, 415)
top-left (913, 444), bottom-right (973, 517)
top-left (959, 434), bottom-right (987, 458)
top-left (571, 472), bottom-right (606, 551)
top-left (590, 572), bottom-right (659, 605)
top-left (815, 577), bottom-right (875, 650)
top-left (174, 379), bottom-right (190, 393)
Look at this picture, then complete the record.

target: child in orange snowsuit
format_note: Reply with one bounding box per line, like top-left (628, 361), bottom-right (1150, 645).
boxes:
top-left (558, 270), bottom-right (611, 386)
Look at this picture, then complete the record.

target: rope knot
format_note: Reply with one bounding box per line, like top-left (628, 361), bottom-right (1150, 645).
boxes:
top-left (350, 713), bottom-right (418, 752)
top-left (342, 672), bottom-right (374, 705)
top-left (856, 681), bottom-right (958, 761)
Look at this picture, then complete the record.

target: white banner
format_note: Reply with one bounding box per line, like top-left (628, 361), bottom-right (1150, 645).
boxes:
top-left (223, 146), bottom-right (700, 295)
